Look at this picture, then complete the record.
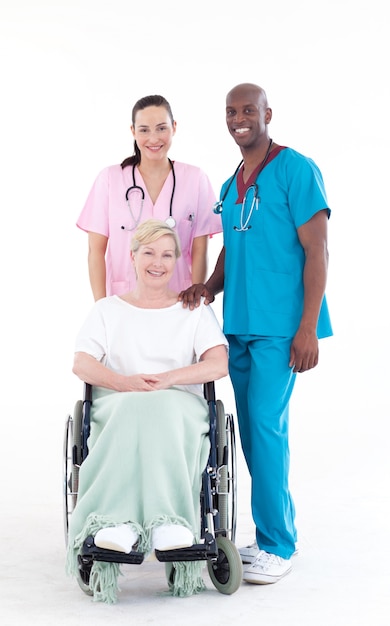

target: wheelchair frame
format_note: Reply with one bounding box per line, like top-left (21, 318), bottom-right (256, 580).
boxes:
top-left (63, 381), bottom-right (242, 595)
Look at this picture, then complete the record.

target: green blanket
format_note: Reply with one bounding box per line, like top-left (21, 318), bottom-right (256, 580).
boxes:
top-left (66, 387), bottom-right (210, 602)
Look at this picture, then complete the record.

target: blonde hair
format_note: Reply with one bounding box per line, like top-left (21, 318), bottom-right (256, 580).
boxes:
top-left (131, 219), bottom-right (181, 258)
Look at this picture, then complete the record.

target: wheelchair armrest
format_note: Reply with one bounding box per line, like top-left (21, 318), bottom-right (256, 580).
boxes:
top-left (203, 381), bottom-right (216, 403)
top-left (84, 382), bottom-right (93, 403)
top-left (81, 383), bottom-right (93, 460)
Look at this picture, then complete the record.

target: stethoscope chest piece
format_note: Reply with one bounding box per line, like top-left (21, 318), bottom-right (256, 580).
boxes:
top-left (213, 200), bottom-right (223, 215)
top-left (165, 216), bottom-right (176, 228)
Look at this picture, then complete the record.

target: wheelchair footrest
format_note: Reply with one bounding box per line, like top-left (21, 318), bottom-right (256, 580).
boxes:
top-left (155, 533), bottom-right (218, 562)
top-left (80, 535), bottom-right (145, 565)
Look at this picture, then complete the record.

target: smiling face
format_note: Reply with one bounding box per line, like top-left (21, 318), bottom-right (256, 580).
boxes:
top-left (131, 105), bottom-right (176, 163)
top-left (225, 84), bottom-right (272, 151)
top-left (131, 234), bottom-right (177, 287)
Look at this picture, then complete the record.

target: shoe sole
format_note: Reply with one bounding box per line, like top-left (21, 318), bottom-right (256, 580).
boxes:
top-left (154, 542), bottom-right (193, 551)
top-left (93, 540), bottom-right (132, 553)
top-left (243, 566), bottom-right (292, 585)
top-left (240, 556), bottom-right (256, 564)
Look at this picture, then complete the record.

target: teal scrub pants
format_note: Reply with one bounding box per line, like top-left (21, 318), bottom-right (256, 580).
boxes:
top-left (227, 334), bottom-right (297, 559)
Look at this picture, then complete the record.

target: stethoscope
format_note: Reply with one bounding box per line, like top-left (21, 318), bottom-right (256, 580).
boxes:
top-left (121, 158), bottom-right (176, 231)
top-left (213, 138), bottom-right (273, 232)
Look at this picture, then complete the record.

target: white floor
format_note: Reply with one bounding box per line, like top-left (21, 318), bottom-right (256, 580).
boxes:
top-left (1, 363), bottom-right (389, 626)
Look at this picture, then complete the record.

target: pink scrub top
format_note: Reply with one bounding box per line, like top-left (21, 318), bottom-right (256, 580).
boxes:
top-left (77, 161), bottom-right (222, 295)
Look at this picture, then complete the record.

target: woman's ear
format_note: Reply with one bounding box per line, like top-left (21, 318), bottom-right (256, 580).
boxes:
top-left (131, 251), bottom-right (137, 278)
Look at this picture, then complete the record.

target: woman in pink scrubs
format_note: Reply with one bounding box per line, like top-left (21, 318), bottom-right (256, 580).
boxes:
top-left (77, 95), bottom-right (222, 300)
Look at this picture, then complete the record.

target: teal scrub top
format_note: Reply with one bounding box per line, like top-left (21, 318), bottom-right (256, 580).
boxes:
top-left (221, 147), bottom-right (333, 339)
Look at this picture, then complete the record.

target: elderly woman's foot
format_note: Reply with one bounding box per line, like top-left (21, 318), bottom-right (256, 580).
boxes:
top-left (152, 524), bottom-right (193, 551)
top-left (94, 524), bottom-right (138, 553)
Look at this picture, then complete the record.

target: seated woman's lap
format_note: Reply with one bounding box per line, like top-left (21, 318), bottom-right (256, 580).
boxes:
top-left (68, 388), bottom-right (210, 552)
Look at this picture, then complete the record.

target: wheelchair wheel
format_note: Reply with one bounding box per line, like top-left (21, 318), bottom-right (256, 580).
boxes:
top-left (165, 562), bottom-right (175, 590)
top-left (216, 401), bottom-right (237, 541)
top-left (63, 400), bottom-right (83, 544)
top-left (71, 399), bottom-right (83, 499)
top-left (207, 535), bottom-right (243, 595)
top-left (76, 559), bottom-right (93, 596)
top-left (63, 414), bottom-right (73, 542)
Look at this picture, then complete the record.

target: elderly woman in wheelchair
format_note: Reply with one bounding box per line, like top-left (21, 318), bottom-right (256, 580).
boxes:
top-left (65, 219), bottom-right (240, 603)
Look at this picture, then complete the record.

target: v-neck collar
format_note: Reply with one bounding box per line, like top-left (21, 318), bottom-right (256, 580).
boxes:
top-left (236, 146), bottom-right (286, 203)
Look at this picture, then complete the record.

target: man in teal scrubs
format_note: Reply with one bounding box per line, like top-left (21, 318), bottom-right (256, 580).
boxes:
top-left (179, 83), bottom-right (332, 585)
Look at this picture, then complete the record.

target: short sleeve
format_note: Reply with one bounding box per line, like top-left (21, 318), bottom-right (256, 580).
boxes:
top-left (193, 301), bottom-right (228, 361)
top-left (74, 303), bottom-right (107, 361)
top-left (76, 167), bottom-right (111, 237)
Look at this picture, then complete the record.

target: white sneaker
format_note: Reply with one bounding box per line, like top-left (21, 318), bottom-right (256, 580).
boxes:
top-left (94, 524), bottom-right (138, 553)
top-left (151, 524), bottom-right (193, 551)
top-left (243, 550), bottom-right (292, 584)
top-left (239, 540), bottom-right (299, 564)
top-left (238, 541), bottom-right (260, 564)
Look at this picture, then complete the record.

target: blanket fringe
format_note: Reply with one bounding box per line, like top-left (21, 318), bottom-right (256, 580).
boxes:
top-left (90, 561), bottom-right (121, 604)
top-left (67, 512), bottom-right (206, 602)
top-left (147, 514), bottom-right (205, 597)
top-left (167, 561), bottom-right (206, 597)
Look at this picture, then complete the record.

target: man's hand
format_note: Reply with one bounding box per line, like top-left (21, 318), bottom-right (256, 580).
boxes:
top-left (289, 327), bottom-right (319, 373)
top-left (178, 283), bottom-right (215, 310)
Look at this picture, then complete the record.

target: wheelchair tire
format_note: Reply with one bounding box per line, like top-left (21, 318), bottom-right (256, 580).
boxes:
top-left (76, 567), bottom-right (93, 596)
top-left (63, 414), bottom-right (73, 542)
top-left (216, 402), bottom-right (237, 542)
top-left (227, 412), bottom-right (237, 542)
top-left (63, 400), bottom-right (84, 544)
top-left (71, 399), bottom-right (84, 502)
top-left (164, 562), bottom-right (175, 590)
top-left (216, 400), bottom-right (228, 531)
top-left (207, 535), bottom-right (243, 595)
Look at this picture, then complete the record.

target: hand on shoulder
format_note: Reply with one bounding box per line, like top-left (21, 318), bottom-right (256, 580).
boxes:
top-left (178, 284), bottom-right (215, 310)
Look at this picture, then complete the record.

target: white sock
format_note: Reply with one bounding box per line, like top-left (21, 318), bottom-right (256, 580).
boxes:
top-left (151, 524), bottom-right (193, 551)
top-left (94, 524), bottom-right (138, 553)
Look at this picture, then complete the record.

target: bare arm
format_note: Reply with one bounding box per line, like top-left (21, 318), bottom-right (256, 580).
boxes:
top-left (88, 232), bottom-right (108, 301)
top-left (73, 344), bottom-right (228, 392)
top-left (290, 209), bottom-right (329, 373)
top-left (73, 351), bottom-right (161, 391)
top-left (148, 345), bottom-right (228, 390)
top-left (191, 235), bottom-right (208, 284)
top-left (179, 246), bottom-right (226, 309)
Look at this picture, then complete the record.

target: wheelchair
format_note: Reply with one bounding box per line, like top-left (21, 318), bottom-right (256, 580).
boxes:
top-left (63, 381), bottom-right (242, 596)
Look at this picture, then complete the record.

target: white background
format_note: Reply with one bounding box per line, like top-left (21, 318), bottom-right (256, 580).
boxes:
top-left (0, 0), bottom-right (388, 405)
top-left (0, 1), bottom-right (389, 624)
